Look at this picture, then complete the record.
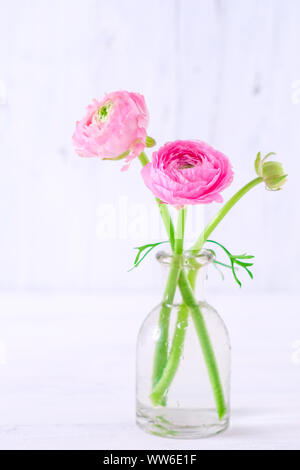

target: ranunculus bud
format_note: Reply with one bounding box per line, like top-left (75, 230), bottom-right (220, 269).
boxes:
top-left (255, 152), bottom-right (287, 191)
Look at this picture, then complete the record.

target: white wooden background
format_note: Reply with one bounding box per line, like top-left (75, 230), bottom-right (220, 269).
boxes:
top-left (0, 0), bottom-right (299, 292)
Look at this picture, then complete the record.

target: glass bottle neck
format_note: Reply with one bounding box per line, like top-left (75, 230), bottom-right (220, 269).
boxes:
top-left (157, 250), bottom-right (213, 304)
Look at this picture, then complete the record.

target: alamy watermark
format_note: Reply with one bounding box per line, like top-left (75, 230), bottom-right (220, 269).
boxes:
top-left (96, 196), bottom-right (205, 243)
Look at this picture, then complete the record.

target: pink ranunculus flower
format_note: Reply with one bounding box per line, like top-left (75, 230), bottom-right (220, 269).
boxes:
top-left (72, 91), bottom-right (149, 169)
top-left (141, 140), bottom-right (233, 206)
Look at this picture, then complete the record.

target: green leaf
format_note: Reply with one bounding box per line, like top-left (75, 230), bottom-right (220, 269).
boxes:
top-left (128, 240), bottom-right (169, 271)
top-left (244, 267), bottom-right (253, 279)
top-left (206, 240), bottom-right (255, 287)
top-left (212, 261), bottom-right (225, 281)
top-left (234, 259), bottom-right (254, 267)
top-left (234, 254), bottom-right (255, 260)
top-left (231, 261), bottom-right (242, 287)
top-left (214, 260), bottom-right (233, 269)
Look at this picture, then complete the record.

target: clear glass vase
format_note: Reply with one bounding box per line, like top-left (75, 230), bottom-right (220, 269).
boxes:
top-left (136, 250), bottom-right (230, 439)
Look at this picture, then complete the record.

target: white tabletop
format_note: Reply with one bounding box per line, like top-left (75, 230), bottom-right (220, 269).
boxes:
top-left (0, 291), bottom-right (299, 450)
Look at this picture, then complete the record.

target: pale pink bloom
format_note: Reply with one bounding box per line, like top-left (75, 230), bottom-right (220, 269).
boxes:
top-left (141, 140), bottom-right (233, 206)
top-left (72, 91), bottom-right (149, 169)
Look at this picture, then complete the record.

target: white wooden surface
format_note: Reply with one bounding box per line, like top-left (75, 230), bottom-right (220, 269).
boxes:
top-left (0, 291), bottom-right (299, 450)
top-left (0, 0), bottom-right (299, 292)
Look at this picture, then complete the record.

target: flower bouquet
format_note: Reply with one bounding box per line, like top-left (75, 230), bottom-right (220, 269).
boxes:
top-left (73, 91), bottom-right (287, 438)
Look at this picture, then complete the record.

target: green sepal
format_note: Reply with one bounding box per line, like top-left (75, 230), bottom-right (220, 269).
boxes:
top-left (255, 152), bottom-right (262, 176)
top-left (103, 150), bottom-right (130, 161)
top-left (146, 136), bottom-right (156, 148)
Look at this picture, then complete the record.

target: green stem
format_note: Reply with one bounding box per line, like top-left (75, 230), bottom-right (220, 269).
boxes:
top-left (151, 208), bottom-right (186, 389)
top-left (139, 152), bottom-right (175, 250)
top-left (191, 177), bottom-right (263, 253)
top-left (138, 152), bottom-right (149, 167)
top-left (151, 265), bottom-right (227, 419)
top-left (151, 303), bottom-right (189, 404)
top-left (150, 268), bottom-right (197, 405)
top-left (178, 271), bottom-right (227, 419)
